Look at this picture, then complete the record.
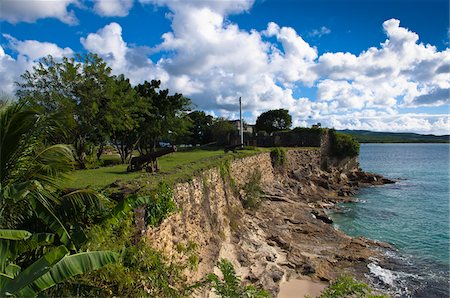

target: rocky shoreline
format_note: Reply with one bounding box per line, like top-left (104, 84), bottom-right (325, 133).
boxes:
top-left (145, 149), bottom-right (398, 297)
top-left (231, 161), bottom-right (396, 296)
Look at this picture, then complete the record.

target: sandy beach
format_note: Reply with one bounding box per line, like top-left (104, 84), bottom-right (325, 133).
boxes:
top-left (278, 279), bottom-right (328, 298)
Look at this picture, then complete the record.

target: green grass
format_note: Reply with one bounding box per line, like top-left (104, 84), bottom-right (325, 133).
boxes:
top-left (62, 148), bottom-right (267, 190)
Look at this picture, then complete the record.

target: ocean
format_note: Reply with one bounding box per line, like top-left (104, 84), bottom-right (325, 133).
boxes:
top-left (330, 143), bottom-right (449, 297)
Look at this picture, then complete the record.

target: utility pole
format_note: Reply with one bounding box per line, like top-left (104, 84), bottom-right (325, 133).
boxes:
top-left (239, 97), bottom-right (243, 147)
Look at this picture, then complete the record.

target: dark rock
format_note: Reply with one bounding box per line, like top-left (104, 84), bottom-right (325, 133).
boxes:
top-left (267, 235), bottom-right (291, 251)
top-left (270, 268), bottom-right (284, 282)
top-left (311, 210), bottom-right (333, 224)
top-left (317, 178), bottom-right (331, 190)
top-left (110, 192), bottom-right (124, 201)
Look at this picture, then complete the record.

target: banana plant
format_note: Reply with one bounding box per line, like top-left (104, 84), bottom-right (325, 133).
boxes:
top-left (0, 229), bottom-right (118, 297)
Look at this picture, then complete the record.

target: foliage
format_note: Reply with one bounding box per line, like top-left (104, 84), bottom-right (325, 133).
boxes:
top-left (206, 259), bottom-right (269, 298)
top-left (212, 118), bottom-right (237, 146)
top-left (0, 102), bottom-right (114, 297)
top-left (255, 109), bottom-right (292, 134)
top-left (329, 130), bottom-right (360, 158)
top-left (241, 169), bottom-right (263, 209)
top-left (185, 110), bottom-right (215, 145)
top-left (134, 80), bottom-right (192, 154)
top-left (49, 213), bottom-right (199, 298)
top-left (319, 276), bottom-right (389, 298)
top-left (270, 147), bottom-right (287, 169)
top-left (104, 75), bottom-right (143, 164)
top-left (293, 126), bottom-right (327, 134)
top-left (0, 229), bottom-right (118, 297)
top-left (0, 102), bottom-right (104, 251)
top-left (17, 53), bottom-right (116, 168)
top-left (145, 182), bottom-right (177, 227)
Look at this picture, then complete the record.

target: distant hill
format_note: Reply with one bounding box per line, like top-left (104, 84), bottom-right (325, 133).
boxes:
top-left (337, 130), bottom-right (450, 143)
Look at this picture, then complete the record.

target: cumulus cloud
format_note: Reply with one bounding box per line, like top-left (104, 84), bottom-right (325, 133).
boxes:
top-left (140, 0), bottom-right (254, 16)
top-left (314, 19), bottom-right (450, 111)
top-left (3, 34), bottom-right (74, 61)
top-left (1, 0), bottom-right (448, 135)
top-left (0, 46), bottom-right (31, 94)
top-left (0, 0), bottom-right (78, 24)
top-left (80, 22), bottom-right (167, 84)
top-left (0, 36), bottom-right (75, 94)
top-left (76, 5), bottom-right (448, 134)
top-left (93, 0), bottom-right (134, 17)
top-left (411, 88), bottom-right (450, 106)
top-left (322, 112), bottom-right (450, 136)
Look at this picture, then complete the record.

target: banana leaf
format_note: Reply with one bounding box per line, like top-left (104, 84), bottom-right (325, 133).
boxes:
top-left (19, 250), bottom-right (119, 295)
top-left (0, 230), bottom-right (32, 272)
top-left (0, 245), bottom-right (68, 296)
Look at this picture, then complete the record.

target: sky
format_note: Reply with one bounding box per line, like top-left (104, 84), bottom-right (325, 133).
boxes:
top-left (0, 0), bottom-right (449, 135)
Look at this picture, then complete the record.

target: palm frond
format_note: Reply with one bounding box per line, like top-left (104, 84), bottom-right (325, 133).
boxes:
top-left (0, 103), bottom-right (38, 184)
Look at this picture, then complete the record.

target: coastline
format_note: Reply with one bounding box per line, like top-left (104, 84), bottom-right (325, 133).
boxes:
top-left (232, 156), bottom-right (397, 296)
top-left (146, 149), bottom-right (398, 297)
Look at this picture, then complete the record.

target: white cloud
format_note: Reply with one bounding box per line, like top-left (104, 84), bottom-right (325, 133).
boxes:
top-left (0, 36), bottom-right (75, 94)
top-left (1, 0), bottom-right (448, 136)
top-left (309, 26), bottom-right (331, 38)
top-left (322, 112), bottom-right (450, 136)
top-left (0, 0), bottom-right (78, 24)
top-left (314, 19), bottom-right (450, 111)
top-left (139, 0), bottom-right (254, 16)
top-left (0, 46), bottom-right (31, 94)
top-left (4, 34), bottom-right (73, 61)
top-left (80, 22), bottom-right (167, 85)
top-left (93, 0), bottom-right (134, 17)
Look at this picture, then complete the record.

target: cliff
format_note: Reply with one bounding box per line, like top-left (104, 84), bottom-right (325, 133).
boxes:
top-left (146, 148), bottom-right (392, 296)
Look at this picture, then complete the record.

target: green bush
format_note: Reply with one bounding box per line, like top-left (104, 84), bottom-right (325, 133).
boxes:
top-left (146, 182), bottom-right (177, 227)
top-left (242, 169), bottom-right (263, 209)
top-left (270, 147), bottom-right (287, 168)
top-left (206, 259), bottom-right (269, 298)
top-left (46, 215), bottom-right (199, 298)
top-left (330, 130), bottom-right (360, 158)
top-left (320, 276), bottom-right (389, 298)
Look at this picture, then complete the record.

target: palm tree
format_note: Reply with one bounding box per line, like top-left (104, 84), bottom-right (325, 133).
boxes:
top-left (0, 101), bottom-right (100, 249)
top-left (0, 101), bottom-right (117, 297)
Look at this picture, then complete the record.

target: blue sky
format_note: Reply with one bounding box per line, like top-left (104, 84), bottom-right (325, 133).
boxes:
top-left (0, 0), bottom-right (449, 134)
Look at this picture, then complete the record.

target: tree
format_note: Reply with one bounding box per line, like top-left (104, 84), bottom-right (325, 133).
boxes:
top-left (134, 80), bottom-right (192, 153)
top-left (0, 102), bottom-right (102, 249)
top-left (186, 111), bottom-right (214, 145)
top-left (255, 109), bottom-right (292, 134)
top-left (102, 75), bottom-right (143, 164)
top-left (0, 102), bottom-right (118, 296)
top-left (211, 118), bottom-right (237, 146)
top-left (16, 53), bottom-right (115, 168)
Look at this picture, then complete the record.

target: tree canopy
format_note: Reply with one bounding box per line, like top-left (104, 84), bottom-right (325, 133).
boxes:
top-left (16, 54), bottom-right (191, 166)
top-left (255, 109), bottom-right (292, 134)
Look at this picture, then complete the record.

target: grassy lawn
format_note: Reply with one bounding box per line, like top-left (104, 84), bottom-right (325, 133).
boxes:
top-left (62, 148), bottom-right (267, 190)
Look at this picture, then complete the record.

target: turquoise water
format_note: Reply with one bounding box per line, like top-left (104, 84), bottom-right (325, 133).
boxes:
top-left (331, 143), bottom-right (449, 297)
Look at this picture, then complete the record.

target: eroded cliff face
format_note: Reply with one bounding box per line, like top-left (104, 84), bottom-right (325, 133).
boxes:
top-left (146, 149), bottom-right (390, 296)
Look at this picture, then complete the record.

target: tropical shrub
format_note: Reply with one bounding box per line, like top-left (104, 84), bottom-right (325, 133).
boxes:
top-left (206, 259), bottom-right (269, 298)
top-left (319, 276), bottom-right (389, 298)
top-left (329, 130), bottom-right (360, 158)
top-left (241, 169), bottom-right (263, 209)
top-left (0, 229), bottom-right (117, 297)
top-left (270, 147), bottom-right (287, 169)
top-left (145, 182), bottom-right (177, 227)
